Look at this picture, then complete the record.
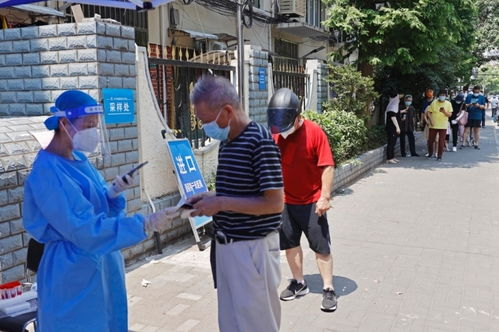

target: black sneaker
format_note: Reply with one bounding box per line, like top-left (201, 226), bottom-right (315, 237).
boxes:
top-left (474, 145), bottom-right (480, 150)
top-left (321, 288), bottom-right (338, 312)
top-left (280, 280), bottom-right (309, 301)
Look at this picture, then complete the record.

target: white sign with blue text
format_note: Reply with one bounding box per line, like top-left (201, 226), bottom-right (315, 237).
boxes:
top-left (102, 88), bottom-right (135, 124)
top-left (166, 139), bottom-right (212, 230)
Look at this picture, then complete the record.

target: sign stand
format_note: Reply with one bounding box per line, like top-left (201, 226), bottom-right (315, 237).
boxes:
top-left (163, 132), bottom-right (212, 250)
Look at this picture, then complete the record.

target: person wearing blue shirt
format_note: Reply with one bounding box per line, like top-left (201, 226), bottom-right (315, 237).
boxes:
top-left (463, 85), bottom-right (486, 149)
top-left (23, 90), bottom-right (178, 332)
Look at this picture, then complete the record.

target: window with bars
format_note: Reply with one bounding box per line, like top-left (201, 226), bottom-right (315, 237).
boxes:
top-left (66, 5), bottom-right (148, 46)
top-left (274, 38), bottom-right (298, 59)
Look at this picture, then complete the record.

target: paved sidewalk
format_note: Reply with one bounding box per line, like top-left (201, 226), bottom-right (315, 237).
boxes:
top-left (127, 117), bottom-right (499, 332)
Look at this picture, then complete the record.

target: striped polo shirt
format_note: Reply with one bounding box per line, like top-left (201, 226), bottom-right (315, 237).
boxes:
top-left (214, 121), bottom-right (283, 239)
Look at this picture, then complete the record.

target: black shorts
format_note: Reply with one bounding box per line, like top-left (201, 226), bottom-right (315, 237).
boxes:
top-left (465, 119), bottom-right (481, 128)
top-left (279, 203), bottom-right (331, 255)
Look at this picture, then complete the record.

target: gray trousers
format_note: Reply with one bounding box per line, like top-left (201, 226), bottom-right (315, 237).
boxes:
top-left (216, 231), bottom-right (281, 332)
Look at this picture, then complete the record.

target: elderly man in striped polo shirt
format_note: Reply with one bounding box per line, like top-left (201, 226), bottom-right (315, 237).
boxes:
top-left (188, 75), bottom-right (284, 332)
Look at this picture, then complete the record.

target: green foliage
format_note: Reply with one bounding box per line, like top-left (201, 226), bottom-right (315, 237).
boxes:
top-left (477, 62), bottom-right (499, 93)
top-left (323, 0), bottom-right (478, 90)
top-left (206, 172), bottom-right (216, 191)
top-left (366, 125), bottom-right (386, 150)
top-left (474, 0), bottom-right (499, 63)
top-left (303, 109), bottom-right (368, 165)
top-left (374, 43), bottom-right (476, 104)
top-left (325, 65), bottom-right (379, 120)
top-left (324, 0), bottom-right (476, 69)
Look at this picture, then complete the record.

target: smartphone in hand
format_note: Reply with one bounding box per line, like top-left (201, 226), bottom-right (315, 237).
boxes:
top-left (123, 161), bottom-right (148, 184)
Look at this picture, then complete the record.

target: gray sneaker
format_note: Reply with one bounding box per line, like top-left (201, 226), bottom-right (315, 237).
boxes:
top-left (321, 288), bottom-right (338, 312)
top-left (280, 280), bottom-right (309, 301)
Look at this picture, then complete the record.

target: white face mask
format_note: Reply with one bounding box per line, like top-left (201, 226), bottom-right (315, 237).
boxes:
top-left (73, 127), bottom-right (100, 153)
top-left (62, 122), bottom-right (100, 153)
top-left (280, 126), bottom-right (296, 139)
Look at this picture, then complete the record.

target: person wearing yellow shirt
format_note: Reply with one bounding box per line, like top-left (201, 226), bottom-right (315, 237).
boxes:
top-left (425, 90), bottom-right (452, 161)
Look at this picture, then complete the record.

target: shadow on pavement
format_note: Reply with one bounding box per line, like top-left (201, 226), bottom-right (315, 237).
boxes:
top-left (334, 187), bottom-right (354, 196)
top-left (304, 274), bottom-right (358, 297)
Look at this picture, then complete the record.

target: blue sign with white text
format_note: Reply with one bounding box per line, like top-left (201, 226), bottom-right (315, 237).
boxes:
top-left (167, 139), bottom-right (211, 229)
top-left (103, 88), bottom-right (135, 124)
top-left (259, 67), bottom-right (267, 90)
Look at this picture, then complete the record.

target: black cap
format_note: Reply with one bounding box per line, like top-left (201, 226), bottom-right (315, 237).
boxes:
top-left (267, 88), bottom-right (301, 134)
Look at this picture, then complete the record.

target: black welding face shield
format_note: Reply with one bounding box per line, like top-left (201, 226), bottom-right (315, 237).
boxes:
top-left (267, 88), bottom-right (301, 134)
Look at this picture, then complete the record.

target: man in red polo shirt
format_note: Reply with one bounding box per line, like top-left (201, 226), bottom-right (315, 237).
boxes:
top-left (268, 88), bottom-right (337, 312)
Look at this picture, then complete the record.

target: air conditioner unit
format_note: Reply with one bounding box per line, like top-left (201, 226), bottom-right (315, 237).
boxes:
top-left (278, 0), bottom-right (306, 17)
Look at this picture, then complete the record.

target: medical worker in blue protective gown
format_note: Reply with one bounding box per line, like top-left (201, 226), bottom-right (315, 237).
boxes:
top-left (23, 90), bottom-right (178, 332)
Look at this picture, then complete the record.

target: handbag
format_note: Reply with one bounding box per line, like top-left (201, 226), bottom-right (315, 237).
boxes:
top-left (458, 110), bottom-right (468, 126)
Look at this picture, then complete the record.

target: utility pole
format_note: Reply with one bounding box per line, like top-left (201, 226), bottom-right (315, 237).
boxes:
top-left (236, 0), bottom-right (244, 104)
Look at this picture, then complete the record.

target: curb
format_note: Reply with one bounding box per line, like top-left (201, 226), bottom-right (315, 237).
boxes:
top-left (332, 145), bottom-right (388, 192)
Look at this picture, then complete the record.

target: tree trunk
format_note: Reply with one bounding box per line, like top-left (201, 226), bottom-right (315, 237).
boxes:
top-left (358, 61), bottom-right (374, 77)
top-left (357, 61), bottom-right (375, 126)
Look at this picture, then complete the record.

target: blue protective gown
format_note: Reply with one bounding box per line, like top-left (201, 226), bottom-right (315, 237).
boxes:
top-left (23, 150), bottom-right (148, 332)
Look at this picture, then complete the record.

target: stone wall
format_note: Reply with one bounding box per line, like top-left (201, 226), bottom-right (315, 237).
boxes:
top-left (305, 59), bottom-right (329, 113)
top-left (0, 116), bottom-right (46, 282)
top-left (0, 21), bottom-right (136, 115)
top-left (246, 46), bottom-right (269, 125)
top-left (333, 145), bottom-right (391, 192)
top-left (316, 62), bottom-right (329, 113)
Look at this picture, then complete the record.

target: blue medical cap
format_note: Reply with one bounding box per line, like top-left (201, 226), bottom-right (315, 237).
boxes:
top-left (44, 116), bottom-right (60, 130)
top-left (44, 90), bottom-right (102, 130)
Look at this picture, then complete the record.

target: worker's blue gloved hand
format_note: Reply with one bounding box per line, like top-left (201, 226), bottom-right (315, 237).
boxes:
top-left (107, 174), bottom-right (134, 199)
top-left (144, 208), bottom-right (180, 233)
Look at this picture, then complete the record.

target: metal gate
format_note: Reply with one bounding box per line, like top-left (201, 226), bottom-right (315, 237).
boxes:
top-left (149, 48), bottom-right (235, 149)
top-left (272, 56), bottom-right (309, 111)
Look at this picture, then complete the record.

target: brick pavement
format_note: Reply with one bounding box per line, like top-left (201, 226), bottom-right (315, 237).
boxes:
top-left (127, 115), bottom-right (499, 332)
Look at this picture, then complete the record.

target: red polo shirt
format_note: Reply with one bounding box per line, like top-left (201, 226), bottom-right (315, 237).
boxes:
top-left (273, 119), bottom-right (334, 205)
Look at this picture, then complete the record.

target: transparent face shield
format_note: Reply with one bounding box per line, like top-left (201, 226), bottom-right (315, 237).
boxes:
top-left (267, 108), bottom-right (299, 134)
top-left (69, 115), bottom-right (110, 157)
top-left (54, 105), bottom-right (111, 158)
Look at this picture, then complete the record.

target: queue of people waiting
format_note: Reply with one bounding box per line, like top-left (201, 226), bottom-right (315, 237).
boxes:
top-left (385, 85), bottom-right (492, 163)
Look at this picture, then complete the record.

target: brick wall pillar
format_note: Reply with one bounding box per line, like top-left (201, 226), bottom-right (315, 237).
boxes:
top-left (305, 59), bottom-right (328, 113)
top-left (246, 46), bottom-right (269, 125)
